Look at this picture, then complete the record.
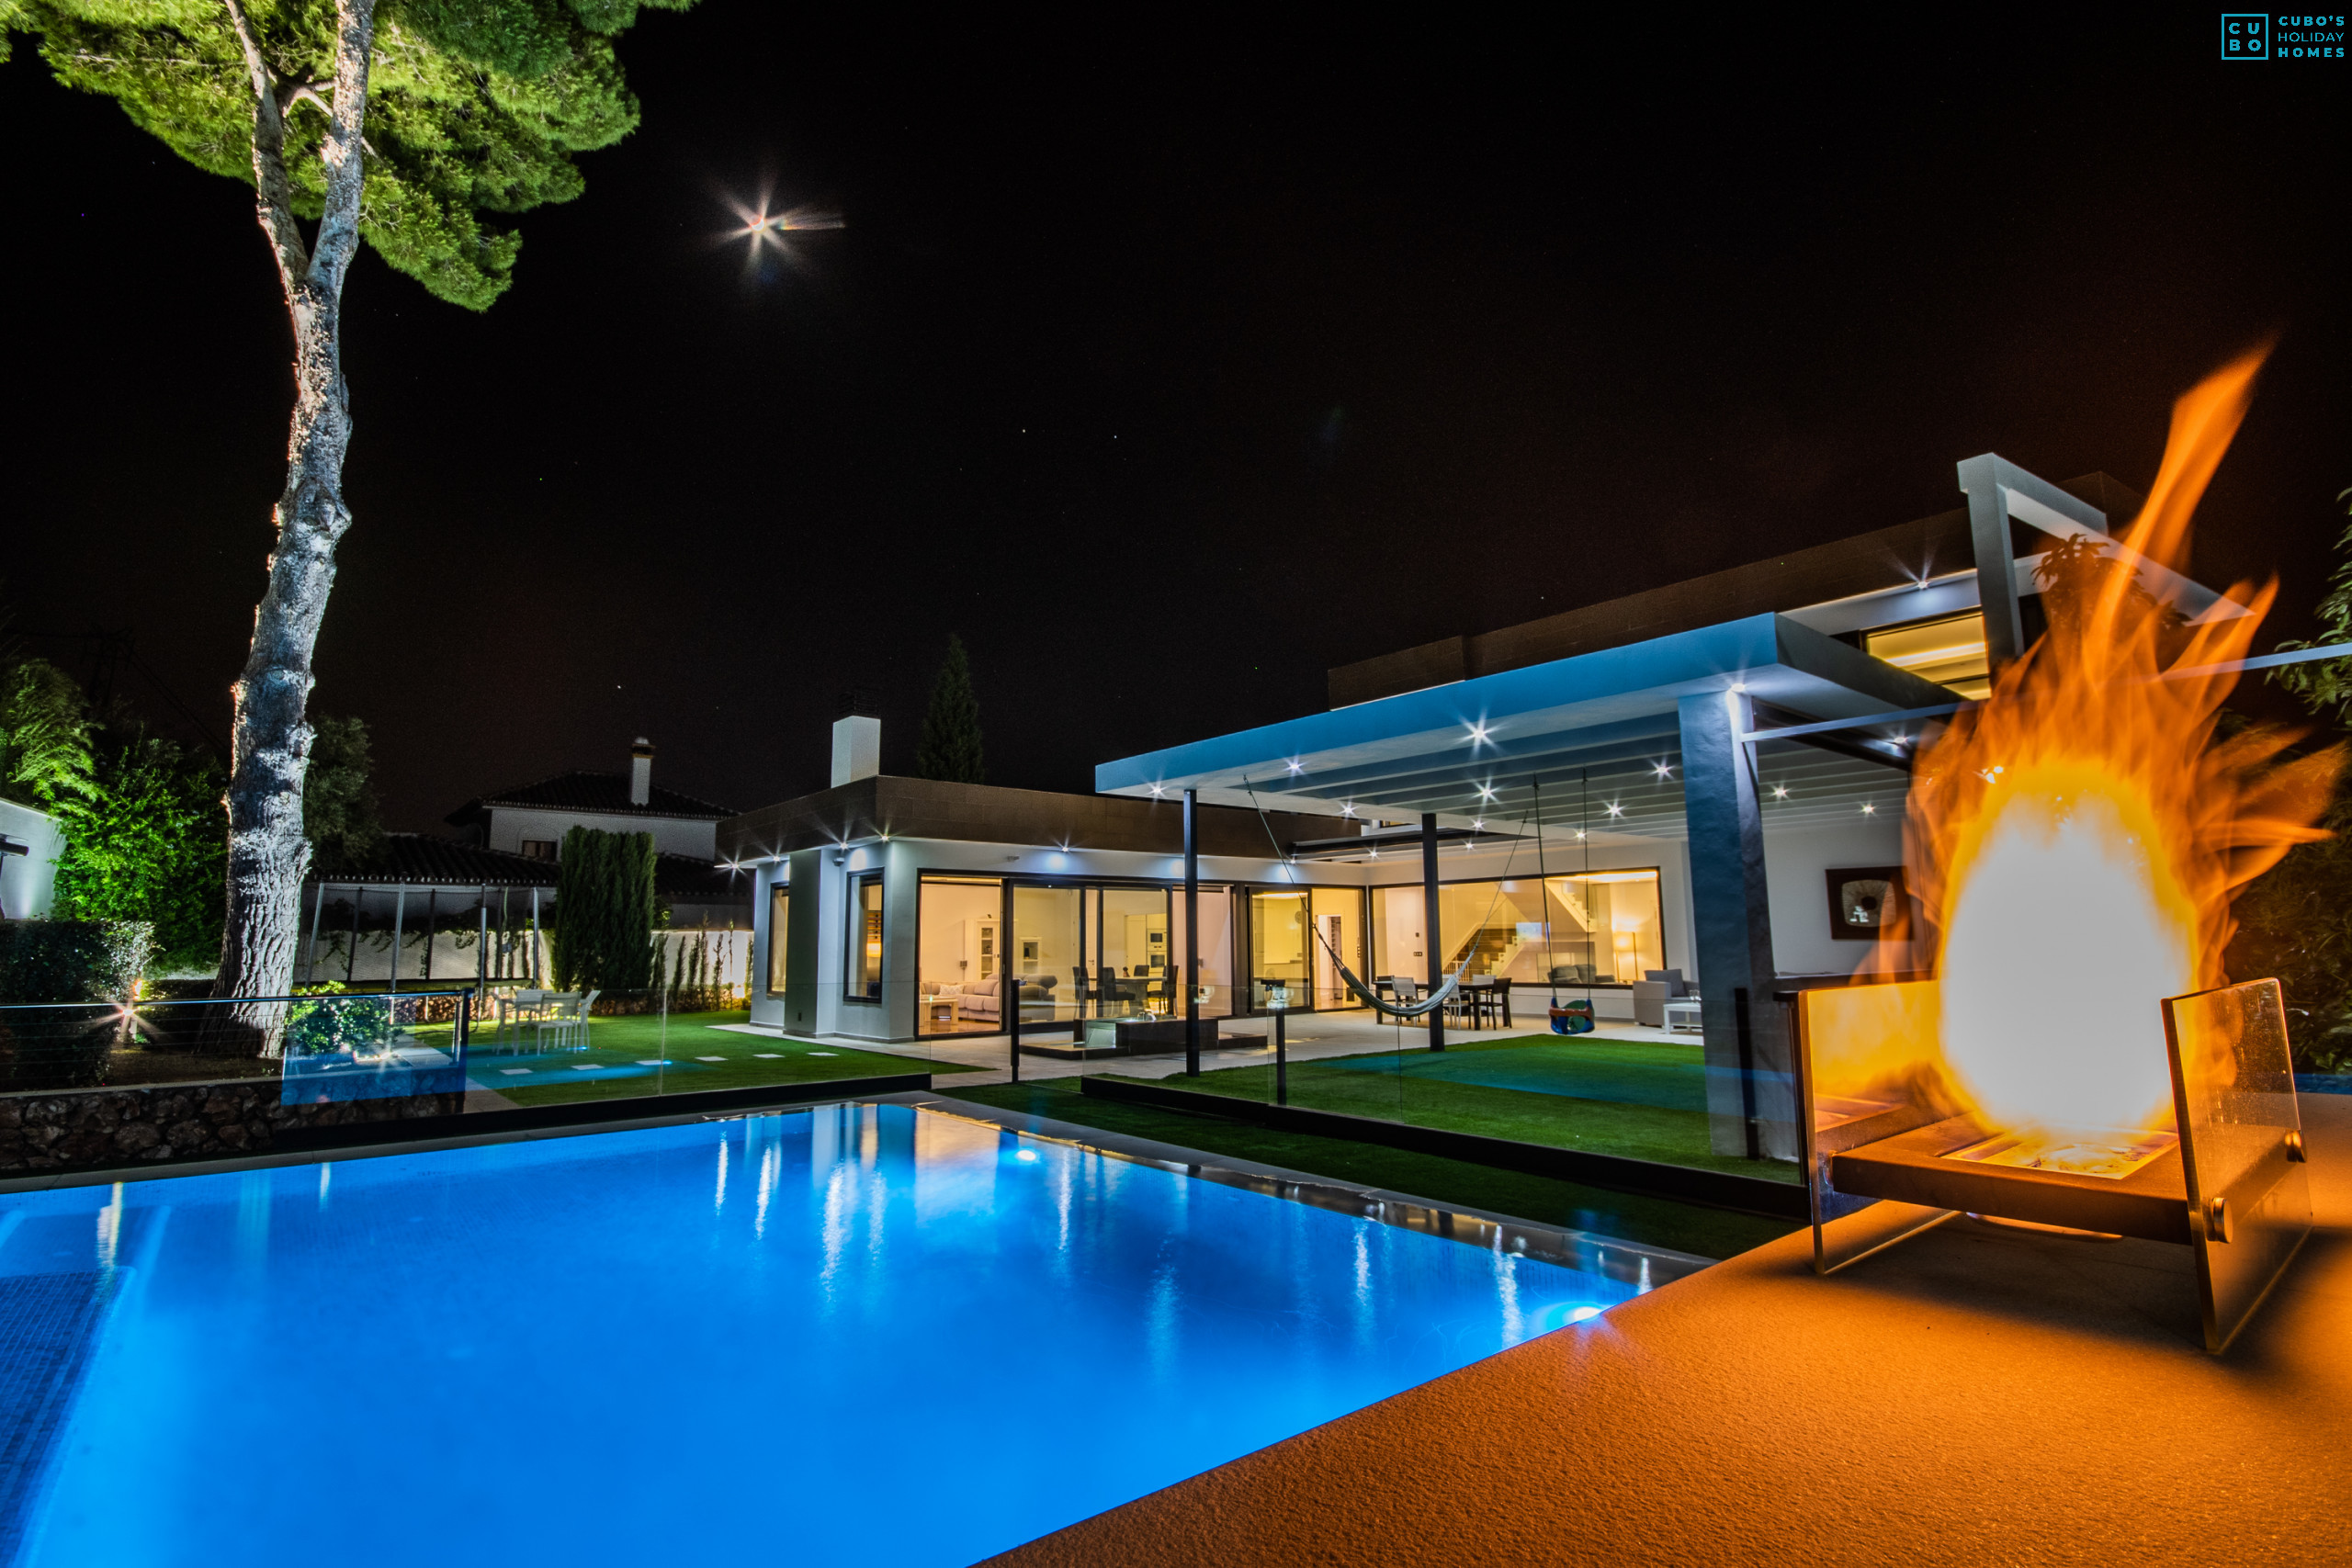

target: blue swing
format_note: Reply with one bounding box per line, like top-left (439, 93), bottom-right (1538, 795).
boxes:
top-left (1549, 998), bottom-right (1595, 1035)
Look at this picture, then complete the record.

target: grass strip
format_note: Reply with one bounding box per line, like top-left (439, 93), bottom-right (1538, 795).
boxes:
top-left (477, 1011), bottom-right (978, 1107)
top-left (1132, 1047), bottom-right (1798, 1183)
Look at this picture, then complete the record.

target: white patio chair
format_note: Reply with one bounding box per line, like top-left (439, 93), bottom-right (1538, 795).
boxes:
top-left (535, 990), bottom-right (597, 1053)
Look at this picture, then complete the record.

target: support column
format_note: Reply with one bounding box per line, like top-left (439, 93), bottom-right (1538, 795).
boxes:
top-left (303, 880), bottom-right (327, 986)
top-left (1678, 690), bottom-right (1794, 1159)
top-left (390, 888), bottom-right (406, 989)
top-left (1002, 875), bottom-right (1021, 1081)
top-left (1421, 813), bottom-right (1444, 1053)
top-left (1183, 788), bottom-right (1201, 1075)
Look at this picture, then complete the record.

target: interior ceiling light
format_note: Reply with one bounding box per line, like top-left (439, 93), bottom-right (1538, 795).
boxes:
top-left (1286, 759), bottom-right (1305, 774)
top-left (1653, 761), bottom-right (1673, 779)
top-left (1772, 784), bottom-right (1790, 799)
top-left (1467, 723), bottom-right (1490, 744)
top-left (1861, 802), bottom-right (1878, 816)
top-left (1341, 803), bottom-right (1358, 818)
top-left (1148, 783), bottom-right (1165, 797)
top-left (1605, 802), bottom-right (1624, 818)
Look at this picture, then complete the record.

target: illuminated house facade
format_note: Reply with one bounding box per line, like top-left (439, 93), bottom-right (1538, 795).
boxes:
top-left (729, 458), bottom-right (2247, 1163)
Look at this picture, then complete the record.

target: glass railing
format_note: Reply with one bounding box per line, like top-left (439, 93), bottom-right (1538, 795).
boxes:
top-left (1037, 976), bottom-right (1804, 1190)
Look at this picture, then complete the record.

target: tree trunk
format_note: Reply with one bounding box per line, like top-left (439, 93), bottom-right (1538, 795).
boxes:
top-left (214, 0), bottom-right (376, 1052)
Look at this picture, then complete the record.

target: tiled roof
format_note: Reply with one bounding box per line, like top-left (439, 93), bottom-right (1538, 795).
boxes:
top-left (309, 838), bottom-right (751, 912)
top-left (447, 771), bottom-right (733, 825)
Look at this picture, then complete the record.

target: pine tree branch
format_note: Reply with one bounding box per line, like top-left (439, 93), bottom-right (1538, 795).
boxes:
top-left (220, 0), bottom-right (310, 299)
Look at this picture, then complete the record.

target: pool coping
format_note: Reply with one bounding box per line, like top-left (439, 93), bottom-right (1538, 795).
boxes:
top-left (893, 1092), bottom-right (1715, 1289)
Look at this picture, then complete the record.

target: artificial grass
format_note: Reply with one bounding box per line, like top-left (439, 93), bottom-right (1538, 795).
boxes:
top-left (944, 1080), bottom-right (1799, 1262)
top-left (468, 1010), bottom-right (978, 1107)
top-left (1114, 1033), bottom-right (1799, 1184)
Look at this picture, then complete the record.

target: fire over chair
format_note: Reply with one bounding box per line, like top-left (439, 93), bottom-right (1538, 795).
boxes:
top-left (1792, 976), bottom-right (2314, 1354)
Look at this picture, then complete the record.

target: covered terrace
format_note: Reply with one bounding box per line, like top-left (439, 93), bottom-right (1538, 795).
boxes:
top-left (1097, 612), bottom-right (1954, 1161)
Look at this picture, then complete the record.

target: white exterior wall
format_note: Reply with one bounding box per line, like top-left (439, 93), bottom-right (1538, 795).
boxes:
top-left (485, 807), bottom-right (718, 860)
top-left (742, 829), bottom-right (1713, 1039)
top-left (1762, 817), bottom-right (1921, 977)
top-left (0, 799), bottom-right (63, 920)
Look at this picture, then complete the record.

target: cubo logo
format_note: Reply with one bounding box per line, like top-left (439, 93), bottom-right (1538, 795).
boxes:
top-left (2221, 13), bottom-right (2267, 56)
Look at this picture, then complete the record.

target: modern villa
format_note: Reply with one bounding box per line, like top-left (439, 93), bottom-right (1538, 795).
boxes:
top-left (725, 456), bottom-right (2251, 1156)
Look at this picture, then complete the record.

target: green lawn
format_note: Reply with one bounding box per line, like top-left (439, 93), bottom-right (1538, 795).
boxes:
top-left (946, 1079), bottom-right (1799, 1262)
top-left (466, 1010), bottom-right (978, 1107)
top-left (1111, 1032), bottom-right (1799, 1184)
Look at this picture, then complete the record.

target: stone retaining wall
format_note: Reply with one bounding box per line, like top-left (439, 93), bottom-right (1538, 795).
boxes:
top-left (0, 1081), bottom-right (468, 1178)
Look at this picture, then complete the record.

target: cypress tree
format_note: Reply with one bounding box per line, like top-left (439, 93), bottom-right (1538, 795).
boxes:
top-left (551, 827), bottom-right (656, 992)
top-left (916, 634), bottom-right (987, 784)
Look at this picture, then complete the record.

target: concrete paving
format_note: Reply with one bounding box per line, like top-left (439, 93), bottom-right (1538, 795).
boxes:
top-left (980, 1092), bottom-right (2352, 1568)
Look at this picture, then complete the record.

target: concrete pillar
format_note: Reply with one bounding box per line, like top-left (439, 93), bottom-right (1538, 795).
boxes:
top-left (1677, 690), bottom-right (1796, 1161)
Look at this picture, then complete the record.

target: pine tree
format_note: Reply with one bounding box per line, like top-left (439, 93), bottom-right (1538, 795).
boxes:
top-left (916, 633), bottom-right (986, 784)
top-left (0, 0), bottom-right (695, 1038)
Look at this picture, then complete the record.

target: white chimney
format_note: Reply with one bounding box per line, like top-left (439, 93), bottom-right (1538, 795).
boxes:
top-left (831, 715), bottom-right (880, 788)
top-left (629, 738), bottom-right (654, 806)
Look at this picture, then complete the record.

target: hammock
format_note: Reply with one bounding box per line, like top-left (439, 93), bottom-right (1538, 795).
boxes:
top-left (1238, 775), bottom-right (1500, 1024)
top-left (1317, 937), bottom-right (1464, 1020)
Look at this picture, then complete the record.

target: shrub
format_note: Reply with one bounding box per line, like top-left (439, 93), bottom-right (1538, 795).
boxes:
top-left (0, 919), bottom-right (153, 1089)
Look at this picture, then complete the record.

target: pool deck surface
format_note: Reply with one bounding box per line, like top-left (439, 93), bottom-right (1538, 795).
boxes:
top-left (986, 1092), bottom-right (2352, 1568)
top-left (719, 1009), bottom-right (1695, 1087)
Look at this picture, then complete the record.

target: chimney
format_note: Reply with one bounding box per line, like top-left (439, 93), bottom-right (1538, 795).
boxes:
top-left (629, 737), bottom-right (654, 806)
top-left (831, 695), bottom-right (879, 789)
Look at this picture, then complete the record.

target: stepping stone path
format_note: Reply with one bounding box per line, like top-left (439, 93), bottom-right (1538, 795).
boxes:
top-left (696, 1055), bottom-right (726, 1062)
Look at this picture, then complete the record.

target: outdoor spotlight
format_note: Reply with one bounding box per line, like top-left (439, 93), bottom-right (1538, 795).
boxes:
top-left (1861, 803), bottom-right (1877, 816)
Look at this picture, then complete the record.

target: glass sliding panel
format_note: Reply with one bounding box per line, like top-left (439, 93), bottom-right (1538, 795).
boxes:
top-left (848, 874), bottom-right (885, 1001)
top-left (767, 886), bottom-right (790, 996)
top-left (1012, 885), bottom-right (1083, 1031)
top-left (1097, 887), bottom-right (1170, 1019)
top-left (916, 876), bottom-right (1001, 1036)
top-left (1171, 885), bottom-right (1236, 1021)
top-left (1544, 871), bottom-right (1664, 985)
top-left (1248, 890), bottom-right (1310, 1011)
top-left (1309, 887), bottom-right (1363, 1010)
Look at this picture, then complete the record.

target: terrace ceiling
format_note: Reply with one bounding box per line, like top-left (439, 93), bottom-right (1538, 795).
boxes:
top-left (1094, 614), bottom-right (1954, 839)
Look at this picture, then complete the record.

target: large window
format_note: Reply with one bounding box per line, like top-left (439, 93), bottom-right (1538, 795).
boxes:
top-left (766, 885), bottom-right (789, 995)
top-left (847, 874), bottom-right (884, 1000)
top-left (1373, 871), bottom-right (1665, 987)
top-left (1866, 611), bottom-right (1990, 699)
top-left (1248, 890), bottom-right (1310, 1009)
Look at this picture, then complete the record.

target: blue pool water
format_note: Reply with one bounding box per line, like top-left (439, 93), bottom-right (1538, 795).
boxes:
top-left (0, 1103), bottom-right (1664, 1567)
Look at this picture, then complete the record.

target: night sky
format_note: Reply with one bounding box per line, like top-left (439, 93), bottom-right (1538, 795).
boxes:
top-left (4, 6), bottom-right (2345, 831)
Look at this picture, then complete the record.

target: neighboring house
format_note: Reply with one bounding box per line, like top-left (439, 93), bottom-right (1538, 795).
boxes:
top-left (446, 739), bottom-right (733, 861)
top-left (0, 797), bottom-right (63, 919)
top-left (299, 739), bottom-right (752, 989)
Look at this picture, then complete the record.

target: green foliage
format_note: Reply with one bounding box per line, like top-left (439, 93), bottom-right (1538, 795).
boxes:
top-left (549, 824), bottom-right (655, 991)
top-left (2230, 779), bottom-right (2352, 1074)
top-left (0, 656), bottom-right (95, 809)
top-left (283, 987), bottom-right (390, 1055)
top-left (916, 632), bottom-right (986, 785)
top-left (2269, 489), bottom-right (2352, 728)
top-left (3, 0), bottom-right (696, 310)
top-left (52, 721), bottom-right (227, 975)
top-left (0, 918), bottom-right (153, 1002)
top-left (304, 714), bottom-right (385, 873)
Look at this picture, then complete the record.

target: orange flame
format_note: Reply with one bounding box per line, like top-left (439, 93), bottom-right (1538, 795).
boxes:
top-left (1900, 348), bottom-right (2339, 1138)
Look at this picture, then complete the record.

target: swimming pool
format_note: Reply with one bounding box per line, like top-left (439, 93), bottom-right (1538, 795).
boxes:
top-left (2, 1101), bottom-right (1685, 1566)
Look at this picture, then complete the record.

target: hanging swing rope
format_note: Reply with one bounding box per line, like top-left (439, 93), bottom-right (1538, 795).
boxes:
top-left (1237, 776), bottom-right (1534, 1023)
top-left (1534, 773), bottom-right (1596, 1036)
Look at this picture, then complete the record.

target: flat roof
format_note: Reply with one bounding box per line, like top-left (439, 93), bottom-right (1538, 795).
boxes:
top-left (1094, 613), bottom-right (1952, 833)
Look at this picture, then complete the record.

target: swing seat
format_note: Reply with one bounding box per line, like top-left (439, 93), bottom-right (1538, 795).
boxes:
top-left (1549, 1001), bottom-right (1595, 1035)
